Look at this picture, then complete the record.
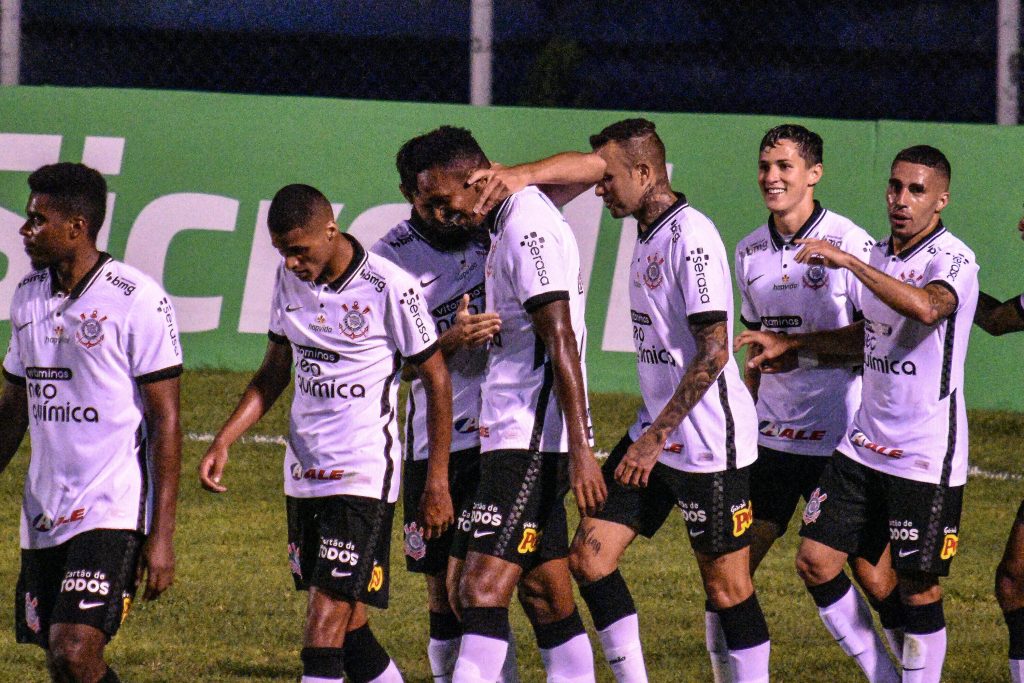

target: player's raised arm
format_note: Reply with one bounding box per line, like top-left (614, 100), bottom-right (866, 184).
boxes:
top-left (529, 299), bottom-right (607, 517)
top-left (735, 320), bottom-right (865, 373)
top-left (138, 375), bottom-right (183, 600)
top-left (469, 151), bottom-right (606, 215)
top-left (412, 348), bottom-right (454, 540)
top-left (199, 338), bottom-right (292, 492)
top-left (0, 378), bottom-right (28, 474)
top-left (975, 292), bottom-right (1024, 336)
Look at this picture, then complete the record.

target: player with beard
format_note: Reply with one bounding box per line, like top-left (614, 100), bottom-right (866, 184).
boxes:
top-left (973, 217), bottom-right (1024, 682)
top-left (370, 129), bottom-right (515, 683)
top-left (736, 146), bottom-right (978, 683)
top-left (200, 184), bottom-right (453, 683)
top-left (470, 118), bottom-right (769, 683)
top-left (1, 163), bottom-right (183, 683)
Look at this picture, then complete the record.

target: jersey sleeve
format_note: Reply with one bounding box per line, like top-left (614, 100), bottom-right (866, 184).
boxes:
top-left (386, 271), bottom-right (439, 365)
top-left (2, 319), bottom-right (25, 386)
top-left (505, 198), bottom-right (574, 313)
top-left (678, 221), bottom-right (730, 325)
top-left (268, 264), bottom-right (288, 345)
top-left (128, 285), bottom-right (184, 384)
top-left (734, 243), bottom-right (759, 330)
top-left (923, 248), bottom-right (979, 312)
top-left (841, 227), bottom-right (876, 315)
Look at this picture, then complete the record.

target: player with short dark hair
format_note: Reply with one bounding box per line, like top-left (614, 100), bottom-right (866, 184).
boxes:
top-left (973, 216), bottom-right (1024, 682)
top-left (470, 118), bottom-right (770, 683)
top-left (736, 124), bottom-right (899, 682)
top-left (200, 183), bottom-right (454, 683)
top-left (737, 145), bottom-right (978, 683)
top-left (2, 162), bottom-right (184, 683)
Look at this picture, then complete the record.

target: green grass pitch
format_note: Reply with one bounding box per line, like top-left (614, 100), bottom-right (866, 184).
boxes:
top-left (0, 370), bottom-right (1019, 681)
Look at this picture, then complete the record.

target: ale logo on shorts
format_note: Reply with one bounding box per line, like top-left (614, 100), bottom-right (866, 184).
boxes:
top-left (517, 527), bottom-right (540, 554)
top-left (803, 487), bottom-right (828, 525)
top-left (288, 542), bottom-right (302, 578)
top-left (642, 253), bottom-right (665, 290)
top-left (340, 301), bottom-right (370, 339)
top-left (76, 309), bottom-right (107, 348)
top-left (403, 522), bottom-right (427, 561)
top-left (24, 592), bottom-right (41, 634)
top-left (940, 529), bottom-right (959, 560)
top-left (731, 501), bottom-right (753, 537)
top-left (367, 563), bottom-right (384, 592)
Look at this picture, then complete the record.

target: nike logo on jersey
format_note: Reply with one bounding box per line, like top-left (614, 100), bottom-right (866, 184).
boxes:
top-left (15, 320), bottom-right (32, 331)
top-left (688, 528), bottom-right (705, 537)
top-left (473, 529), bottom-right (496, 538)
top-left (78, 600), bottom-right (104, 610)
top-left (746, 274), bottom-right (765, 286)
top-left (420, 275), bottom-right (442, 287)
top-left (286, 304), bottom-right (303, 312)
top-left (330, 568), bottom-right (353, 578)
top-left (898, 548), bottom-right (920, 558)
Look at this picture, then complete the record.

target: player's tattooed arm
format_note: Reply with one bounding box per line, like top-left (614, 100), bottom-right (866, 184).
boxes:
top-left (531, 299), bottom-right (607, 517)
top-left (468, 152), bottom-right (606, 214)
top-left (140, 375), bottom-right (183, 600)
top-left (415, 349), bottom-right (455, 540)
top-left (200, 339), bottom-right (293, 492)
top-left (616, 320), bottom-right (728, 488)
top-left (0, 380), bottom-right (28, 474)
top-left (974, 291), bottom-right (1024, 336)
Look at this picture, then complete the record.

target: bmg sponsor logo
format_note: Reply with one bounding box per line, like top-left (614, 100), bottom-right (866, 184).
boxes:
top-left (104, 271), bottom-right (136, 296)
top-left (520, 232), bottom-right (550, 286)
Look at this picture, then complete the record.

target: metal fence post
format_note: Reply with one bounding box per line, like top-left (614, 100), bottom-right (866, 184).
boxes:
top-left (470, 0), bottom-right (493, 106)
top-left (997, 0), bottom-right (1020, 124)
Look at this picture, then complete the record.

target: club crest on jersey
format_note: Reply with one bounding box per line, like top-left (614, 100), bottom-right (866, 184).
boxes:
top-left (24, 592), bottom-right (41, 633)
top-left (287, 542), bottom-right (302, 577)
top-left (802, 262), bottom-right (829, 290)
top-left (76, 310), bottom-right (106, 348)
top-left (403, 522), bottom-right (427, 561)
top-left (900, 269), bottom-right (924, 286)
top-left (642, 253), bottom-right (665, 289)
top-left (803, 487), bottom-right (828, 524)
top-left (340, 301), bottom-right (371, 339)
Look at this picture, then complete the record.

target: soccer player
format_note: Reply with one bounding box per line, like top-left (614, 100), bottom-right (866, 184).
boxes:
top-left (1, 162), bottom-right (184, 683)
top-left (735, 124), bottom-right (899, 681)
top-left (973, 216), bottom-right (1024, 682)
top-left (198, 184), bottom-right (453, 683)
top-left (371, 128), bottom-right (516, 683)
top-left (471, 118), bottom-right (769, 683)
top-left (736, 145), bottom-right (978, 683)
top-left (400, 126), bottom-right (606, 683)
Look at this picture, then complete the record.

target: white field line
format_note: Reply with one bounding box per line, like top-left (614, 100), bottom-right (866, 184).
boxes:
top-left (184, 432), bottom-right (1021, 482)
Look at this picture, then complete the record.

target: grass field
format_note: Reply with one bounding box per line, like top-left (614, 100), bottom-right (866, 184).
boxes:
top-left (0, 370), bottom-right (1020, 681)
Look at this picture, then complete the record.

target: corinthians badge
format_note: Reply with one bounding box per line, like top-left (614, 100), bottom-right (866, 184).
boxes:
top-left (642, 253), bottom-right (665, 289)
top-left (340, 301), bottom-right (370, 339)
top-left (76, 309), bottom-right (107, 348)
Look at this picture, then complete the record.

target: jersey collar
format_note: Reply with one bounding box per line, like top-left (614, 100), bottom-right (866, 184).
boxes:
top-left (486, 195), bottom-right (515, 235)
top-left (886, 219), bottom-right (946, 260)
top-left (768, 201), bottom-right (825, 251)
top-left (50, 252), bottom-right (113, 299)
top-left (324, 233), bottom-right (367, 293)
top-left (638, 192), bottom-right (689, 243)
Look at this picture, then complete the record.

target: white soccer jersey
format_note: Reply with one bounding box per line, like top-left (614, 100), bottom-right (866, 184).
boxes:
top-left (836, 223), bottom-right (979, 486)
top-left (479, 186), bottom-right (592, 453)
top-left (269, 235), bottom-right (438, 502)
top-left (735, 203), bottom-right (875, 456)
top-left (630, 195), bottom-right (758, 473)
top-left (3, 255), bottom-right (183, 550)
top-left (371, 219), bottom-right (489, 461)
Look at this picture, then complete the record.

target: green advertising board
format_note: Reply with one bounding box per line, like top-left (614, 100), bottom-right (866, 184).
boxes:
top-left (0, 86), bottom-right (1021, 409)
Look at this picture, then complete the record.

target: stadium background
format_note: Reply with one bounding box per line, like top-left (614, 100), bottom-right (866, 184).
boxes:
top-left (1, 2), bottom-right (1024, 681)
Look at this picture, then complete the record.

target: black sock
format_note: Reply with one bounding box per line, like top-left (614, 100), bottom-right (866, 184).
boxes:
top-left (806, 571), bottom-right (852, 609)
top-left (578, 569), bottom-right (637, 631)
top-left (716, 593), bottom-right (770, 650)
top-left (301, 647), bottom-right (344, 679)
top-left (904, 600), bottom-right (945, 635)
top-left (531, 608), bottom-right (586, 650)
top-left (461, 606), bottom-right (510, 641)
top-left (343, 623), bottom-right (391, 683)
top-left (868, 588), bottom-right (906, 630)
top-left (1006, 607), bottom-right (1024, 659)
top-left (429, 609), bottom-right (464, 641)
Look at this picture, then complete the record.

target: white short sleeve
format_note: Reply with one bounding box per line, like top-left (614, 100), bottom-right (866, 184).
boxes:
top-left (678, 224), bottom-right (730, 322)
top-left (734, 246), bottom-right (759, 328)
top-left (386, 272), bottom-right (439, 364)
top-left (128, 285), bottom-right (184, 382)
top-left (268, 264), bottom-right (287, 341)
top-left (923, 249), bottom-right (979, 312)
top-left (2, 320), bottom-right (25, 381)
top-left (506, 201), bottom-right (574, 312)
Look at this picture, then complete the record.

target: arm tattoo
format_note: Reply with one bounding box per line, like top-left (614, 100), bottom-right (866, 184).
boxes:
top-left (649, 320), bottom-right (729, 438)
top-left (925, 283), bottom-right (957, 321)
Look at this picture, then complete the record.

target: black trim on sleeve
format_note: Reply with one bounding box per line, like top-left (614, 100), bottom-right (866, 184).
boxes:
top-left (405, 341), bottom-right (439, 367)
top-left (136, 364), bottom-right (184, 385)
top-left (268, 330), bottom-right (289, 345)
top-left (687, 310), bottom-right (728, 326)
top-left (739, 316), bottom-right (761, 331)
top-left (2, 368), bottom-right (26, 387)
top-left (524, 290), bottom-right (569, 313)
top-left (926, 279), bottom-right (960, 313)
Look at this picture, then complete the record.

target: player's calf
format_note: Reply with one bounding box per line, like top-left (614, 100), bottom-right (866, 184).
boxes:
top-left (47, 623), bottom-right (110, 683)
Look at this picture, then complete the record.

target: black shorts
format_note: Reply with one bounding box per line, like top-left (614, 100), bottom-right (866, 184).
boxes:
top-left (596, 434), bottom-right (753, 555)
top-left (286, 495), bottom-right (395, 609)
top-left (749, 446), bottom-right (829, 535)
top-left (462, 449), bottom-right (570, 570)
top-left (16, 529), bottom-right (143, 648)
top-left (799, 452), bottom-right (963, 576)
top-left (403, 448), bottom-right (482, 575)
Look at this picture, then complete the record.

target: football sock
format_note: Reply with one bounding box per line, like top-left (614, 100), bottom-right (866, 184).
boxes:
top-left (452, 607), bottom-right (510, 683)
top-left (302, 646), bottom-right (345, 682)
top-left (1006, 607), bottom-right (1024, 682)
top-left (807, 573), bottom-right (897, 683)
top-left (579, 570), bottom-right (647, 682)
top-left (533, 608), bottom-right (596, 683)
top-left (902, 600), bottom-right (946, 683)
top-left (428, 610), bottom-right (464, 682)
top-left (343, 623), bottom-right (398, 683)
top-left (716, 592), bottom-right (770, 683)
top-left (498, 629), bottom-right (521, 683)
top-left (869, 588), bottom-right (906, 659)
top-left (704, 601), bottom-right (732, 683)
top-left (98, 668), bottom-right (121, 683)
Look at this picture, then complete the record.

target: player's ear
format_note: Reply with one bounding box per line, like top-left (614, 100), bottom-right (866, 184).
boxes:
top-left (67, 213), bottom-right (89, 241)
top-left (325, 220), bottom-right (339, 241)
top-left (935, 191), bottom-right (950, 213)
top-left (808, 162), bottom-right (823, 187)
top-left (635, 161), bottom-right (652, 185)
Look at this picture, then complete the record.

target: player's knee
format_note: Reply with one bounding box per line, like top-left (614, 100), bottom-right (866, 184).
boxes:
top-left (457, 571), bottom-right (504, 608)
top-left (568, 535), bottom-right (616, 584)
top-left (49, 631), bottom-right (103, 681)
top-left (853, 565), bottom-right (897, 602)
top-left (795, 548), bottom-right (831, 586)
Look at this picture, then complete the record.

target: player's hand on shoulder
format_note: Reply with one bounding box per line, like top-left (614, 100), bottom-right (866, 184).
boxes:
top-left (439, 295), bottom-right (501, 353)
top-left (794, 237), bottom-right (849, 269)
top-left (468, 163), bottom-right (528, 215)
top-left (734, 330), bottom-right (797, 373)
top-left (614, 431), bottom-right (661, 489)
top-left (139, 534), bottom-right (175, 600)
top-left (569, 446), bottom-right (607, 517)
top-left (198, 440), bottom-right (230, 493)
top-left (418, 481), bottom-right (454, 540)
